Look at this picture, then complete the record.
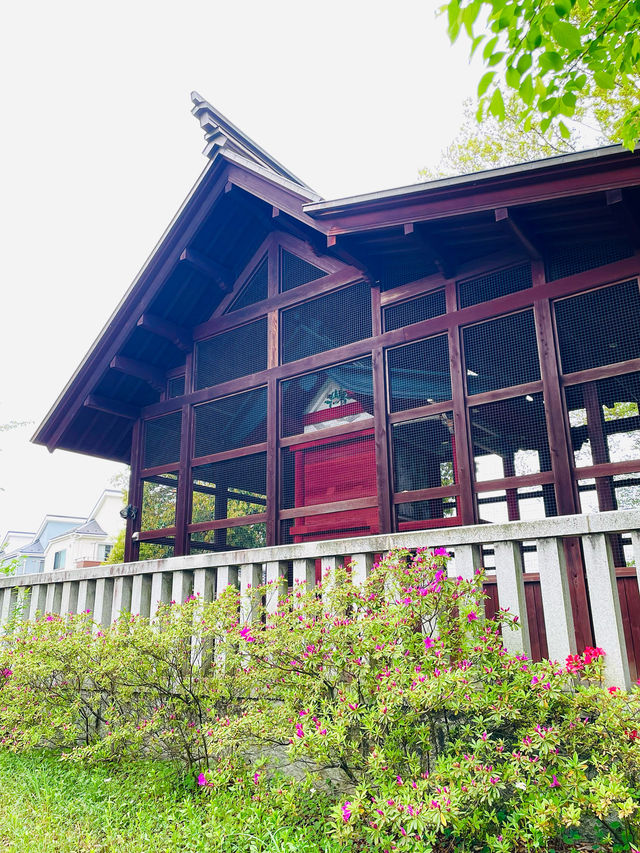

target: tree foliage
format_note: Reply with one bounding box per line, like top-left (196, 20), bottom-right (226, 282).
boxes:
top-left (443, 0), bottom-right (640, 150)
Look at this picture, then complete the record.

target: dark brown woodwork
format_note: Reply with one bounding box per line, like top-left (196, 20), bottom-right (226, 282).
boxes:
top-left (279, 496), bottom-right (378, 520)
top-left (174, 404), bottom-right (194, 556)
top-left (392, 484), bottom-right (460, 503)
top-left (179, 248), bottom-right (233, 291)
top-left (124, 419), bottom-right (142, 563)
top-left (372, 346), bottom-right (393, 533)
top-left (414, 223), bottom-right (455, 279)
top-left (574, 459), bottom-right (640, 480)
top-left (561, 357), bottom-right (640, 388)
top-left (84, 395), bottom-right (139, 420)
top-left (187, 513), bottom-right (267, 532)
top-left (136, 526), bottom-right (178, 541)
top-left (279, 418), bottom-right (376, 448)
top-left (266, 376), bottom-right (278, 546)
top-left (495, 207), bottom-right (542, 261)
top-left (139, 461), bottom-right (181, 479)
top-left (606, 188), bottom-right (640, 248)
top-left (191, 442), bottom-right (268, 468)
top-left (110, 356), bottom-right (165, 394)
top-left (388, 400), bottom-right (454, 424)
top-left (137, 314), bottom-right (192, 352)
top-left (448, 328), bottom-right (475, 525)
top-left (474, 471), bottom-right (555, 493)
top-left (466, 380), bottom-right (544, 407)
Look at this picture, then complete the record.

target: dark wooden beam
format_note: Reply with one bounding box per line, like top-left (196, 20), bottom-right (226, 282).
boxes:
top-left (324, 234), bottom-right (376, 284)
top-left (495, 207), bottom-right (542, 261)
top-left (179, 248), bottom-right (233, 291)
top-left (84, 395), bottom-right (139, 420)
top-left (606, 188), bottom-right (640, 248)
top-left (109, 356), bottom-right (165, 393)
top-left (137, 313), bottom-right (192, 352)
top-left (413, 223), bottom-right (456, 279)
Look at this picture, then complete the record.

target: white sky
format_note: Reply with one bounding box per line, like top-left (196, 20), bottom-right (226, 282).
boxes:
top-left (0, 0), bottom-right (482, 536)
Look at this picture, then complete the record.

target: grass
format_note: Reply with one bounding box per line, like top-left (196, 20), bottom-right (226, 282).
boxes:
top-left (0, 752), bottom-right (347, 853)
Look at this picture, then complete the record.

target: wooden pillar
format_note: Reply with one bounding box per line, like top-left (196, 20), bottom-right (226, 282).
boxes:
top-left (174, 402), bottom-right (194, 557)
top-left (124, 420), bottom-right (142, 563)
top-left (372, 344), bottom-right (393, 533)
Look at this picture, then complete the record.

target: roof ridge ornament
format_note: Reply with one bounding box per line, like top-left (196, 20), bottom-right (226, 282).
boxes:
top-left (189, 91), bottom-right (317, 194)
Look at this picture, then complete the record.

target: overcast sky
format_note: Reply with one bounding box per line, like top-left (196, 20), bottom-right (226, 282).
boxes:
top-left (0, 0), bottom-right (482, 536)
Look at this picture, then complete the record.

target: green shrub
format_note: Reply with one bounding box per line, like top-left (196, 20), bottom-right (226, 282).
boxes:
top-left (1, 548), bottom-right (639, 851)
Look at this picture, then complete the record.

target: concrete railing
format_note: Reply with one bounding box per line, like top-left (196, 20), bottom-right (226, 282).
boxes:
top-left (1, 510), bottom-right (639, 688)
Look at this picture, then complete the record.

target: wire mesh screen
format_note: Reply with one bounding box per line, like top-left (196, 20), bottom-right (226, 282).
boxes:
top-left (281, 358), bottom-right (373, 438)
top-left (565, 372), bottom-right (640, 469)
top-left (392, 413), bottom-right (456, 491)
top-left (545, 237), bottom-right (633, 282)
top-left (280, 282), bottom-right (372, 363)
top-left (280, 507), bottom-right (379, 545)
top-left (227, 256), bottom-right (268, 313)
top-left (464, 310), bottom-right (540, 394)
top-left (280, 249), bottom-right (328, 291)
top-left (194, 386), bottom-right (267, 457)
top-left (378, 257), bottom-right (437, 291)
top-left (476, 486), bottom-right (557, 524)
top-left (395, 497), bottom-right (457, 530)
top-left (577, 473), bottom-right (640, 514)
top-left (139, 542), bottom-right (175, 560)
top-left (458, 263), bottom-right (532, 309)
top-left (281, 431), bottom-right (377, 510)
top-left (195, 318), bottom-right (268, 390)
top-left (387, 334), bottom-right (451, 412)
top-left (141, 474), bottom-right (178, 531)
top-left (554, 280), bottom-right (640, 374)
top-left (167, 375), bottom-right (185, 399)
top-left (143, 412), bottom-right (182, 469)
top-left (190, 523), bottom-right (267, 552)
top-left (470, 393), bottom-right (551, 482)
top-left (383, 289), bottom-right (446, 332)
top-left (191, 454), bottom-right (267, 523)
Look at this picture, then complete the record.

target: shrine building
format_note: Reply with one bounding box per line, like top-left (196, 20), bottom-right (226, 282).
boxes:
top-left (34, 95), bottom-right (640, 574)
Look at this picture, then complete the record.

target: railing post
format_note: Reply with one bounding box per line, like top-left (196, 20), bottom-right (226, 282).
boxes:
top-left (193, 568), bottom-right (216, 602)
top-left (453, 544), bottom-right (483, 581)
top-left (28, 584), bottom-right (47, 621)
top-left (265, 561), bottom-right (288, 617)
top-left (149, 572), bottom-right (172, 621)
top-left (111, 576), bottom-right (133, 622)
top-left (215, 565), bottom-right (239, 598)
top-left (0, 588), bottom-right (12, 628)
top-left (350, 553), bottom-right (373, 587)
top-left (582, 533), bottom-right (630, 688)
top-left (536, 536), bottom-right (576, 663)
top-left (493, 541), bottom-right (531, 657)
top-left (131, 574), bottom-right (152, 618)
top-left (320, 556), bottom-right (339, 604)
top-left (631, 531), bottom-right (640, 593)
top-left (240, 563), bottom-right (262, 623)
top-left (292, 559), bottom-right (315, 591)
top-left (60, 581), bottom-right (79, 617)
top-left (171, 570), bottom-right (193, 607)
top-left (93, 578), bottom-right (114, 629)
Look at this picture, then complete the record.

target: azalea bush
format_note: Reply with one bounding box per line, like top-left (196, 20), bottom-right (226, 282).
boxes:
top-left (1, 548), bottom-right (640, 851)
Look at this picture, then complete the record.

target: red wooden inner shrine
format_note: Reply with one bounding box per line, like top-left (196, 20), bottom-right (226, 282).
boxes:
top-left (33, 94), bottom-right (640, 669)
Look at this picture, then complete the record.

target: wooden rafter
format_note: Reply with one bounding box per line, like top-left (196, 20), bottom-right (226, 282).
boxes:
top-left (137, 313), bottom-right (192, 352)
top-left (324, 234), bottom-right (376, 284)
top-left (606, 188), bottom-right (640, 248)
top-left (84, 395), bottom-right (139, 420)
top-left (407, 222), bottom-right (456, 279)
top-left (179, 248), bottom-right (233, 291)
top-left (494, 207), bottom-right (542, 261)
top-left (109, 356), bottom-right (165, 393)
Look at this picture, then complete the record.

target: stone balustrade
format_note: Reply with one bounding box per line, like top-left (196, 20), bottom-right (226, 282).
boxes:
top-left (2, 509), bottom-right (640, 688)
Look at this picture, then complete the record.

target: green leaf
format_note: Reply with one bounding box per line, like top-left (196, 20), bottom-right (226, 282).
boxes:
top-left (519, 74), bottom-right (534, 105)
top-left (487, 51), bottom-right (506, 66)
top-left (553, 0), bottom-right (572, 16)
top-left (559, 121), bottom-right (571, 139)
top-left (539, 50), bottom-right (563, 72)
top-left (482, 35), bottom-right (499, 61)
top-left (594, 70), bottom-right (616, 90)
top-left (478, 70), bottom-right (496, 96)
top-left (516, 53), bottom-right (532, 74)
top-left (489, 87), bottom-right (506, 121)
top-left (506, 66), bottom-right (520, 87)
top-left (552, 20), bottom-right (582, 52)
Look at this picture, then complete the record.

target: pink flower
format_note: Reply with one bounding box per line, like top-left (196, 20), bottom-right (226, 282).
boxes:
top-left (550, 775), bottom-right (560, 788)
top-left (197, 772), bottom-right (213, 788)
top-left (396, 775), bottom-right (403, 785)
top-left (608, 686), bottom-right (620, 694)
top-left (342, 801), bottom-right (352, 822)
top-left (432, 547), bottom-right (449, 557)
top-left (424, 637), bottom-right (435, 650)
top-left (531, 676), bottom-right (539, 686)
top-left (467, 611), bottom-right (478, 622)
top-left (239, 626), bottom-right (256, 642)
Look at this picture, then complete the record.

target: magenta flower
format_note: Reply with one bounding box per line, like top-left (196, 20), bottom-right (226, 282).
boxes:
top-left (342, 801), bottom-right (352, 822)
top-left (424, 637), bottom-right (435, 650)
top-left (550, 775), bottom-right (560, 788)
top-left (197, 772), bottom-right (213, 788)
top-left (432, 547), bottom-right (449, 557)
top-left (467, 611), bottom-right (478, 622)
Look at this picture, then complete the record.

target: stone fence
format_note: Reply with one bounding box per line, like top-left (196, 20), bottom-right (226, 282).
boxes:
top-left (1, 510), bottom-right (639, 688)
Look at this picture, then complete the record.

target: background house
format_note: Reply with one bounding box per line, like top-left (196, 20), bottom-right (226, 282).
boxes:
top-left (0, 490), bottom-right (124, 576)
